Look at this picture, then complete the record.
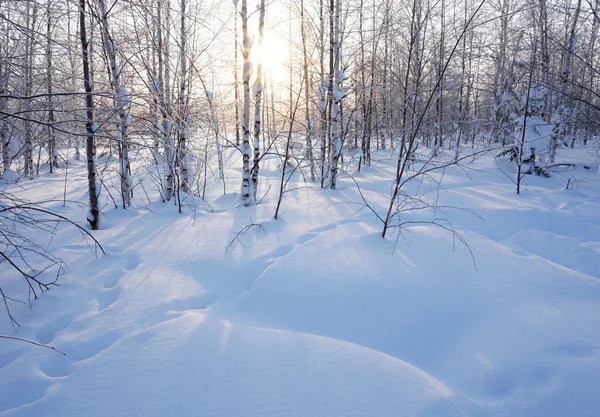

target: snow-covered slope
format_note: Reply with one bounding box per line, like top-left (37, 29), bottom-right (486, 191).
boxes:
top-left (1, 145), bottom-right (599, 416)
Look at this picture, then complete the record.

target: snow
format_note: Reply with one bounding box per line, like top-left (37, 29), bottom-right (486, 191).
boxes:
top-left (1, 144), bottom-right (600, 416)
top-left (116, 86), bottom-right (130, 109)
top-left (0, 169), bottom-right (18, 184)
top-left (150, 79), bottom-right (161, 94)
top-left (521, 116), bottom-right (553, 151)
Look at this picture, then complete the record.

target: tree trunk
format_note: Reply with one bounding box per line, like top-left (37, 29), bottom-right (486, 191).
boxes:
top-left (359, 0), bottom-right (368, 170)
top-left (539, 0), bottom-right (551, 122)
top-left (239, 0), bottom-right (252, 202)
top-left (79, 0), bottom-right (99, 229)
top-left (329, 0), bottom-right (343, 189)
top-left (234, 8), bottom-right (241, 147)
top-left (250, 0), bottom-right (265, 204)
top-left (24, 0), bottom-right (37, 180)
top-left (301, 0), bottom-right (315, 181)
top-left (549, 0), bottom-right (581, 162)
top-left (0, 6), bottom-right (9, 174)
top-left (319, 0), bottom-right (327, 187)
top-left (67, 2), bottom-right (81, 161)
top-left (46, 0), bottom-right (57, 172)
top-left (98, 0), bottom-right (131, 208)
top-left (156, 0), bottom-right (174, 201)
top-left (178, 0), bottom-right (189, 192)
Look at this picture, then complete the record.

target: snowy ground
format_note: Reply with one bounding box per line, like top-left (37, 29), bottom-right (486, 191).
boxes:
top-left (1, 144), bottom-right (600, 417)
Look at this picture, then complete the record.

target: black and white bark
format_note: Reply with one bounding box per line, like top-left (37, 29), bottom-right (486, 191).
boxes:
top-left (98, 0), bottom-right (131, 208)
top-left (156, 0), bottom-right (175, 201)
top-left (46, 0), bottom-right (57, 172)
top-left (250, 0), bottom-right (265, 204)
top-left (177, 0), bottom-right (190, 192)
top-left (79, 0), bottom-right (99, 229)
top-left (24, 0), bottom-right (37, 180)
top-left (239, 0), bottom-right (252, 202)
top-left (0, 5), bottom-right (9, 174)
top-left (318, 0), bottom-right (328, 187)
top-left (300, 0), bottom-right (315, 181)
top-left (234, 7), bottom-right (241, 147)
top-left (328, 0), bottom-right (343, 189)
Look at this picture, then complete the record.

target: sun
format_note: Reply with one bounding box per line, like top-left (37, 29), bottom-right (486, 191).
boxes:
top-left (255, 35), bottom-right (286, 82)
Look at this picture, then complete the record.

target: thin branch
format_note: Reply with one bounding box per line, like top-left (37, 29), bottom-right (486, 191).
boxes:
top-left (0, 335), bottom-right (67, 355)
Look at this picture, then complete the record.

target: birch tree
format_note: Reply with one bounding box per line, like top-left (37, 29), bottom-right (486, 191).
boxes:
top-left (318, 0), bottom-right (328, 187)
top-left (239, 0), bottom-right (252, 202)
top-left (46, 0), bottom-right (57, 172)
top-left (234, 7), bottom-right (241, 147)
top-left (328, 0), bottom-right (344, 189)
top-left (301, 0), bottom-right (315, 181)
top-left (98, 0), bottom-right (132, 208)
top-left (251, 0), bottom-right (265, 204)
top-left (23, 0), bottom-right (37, 180)
top-left (79, 0), bottom-right (100, 229)
top-left (156, 0), bottom-right (175, 201)
top-left (549, 0), bottom-right (582, 162)
top-left (0, 2), bottom-right (9, 174)
top-left (177, 0), bottom-right (190, 192)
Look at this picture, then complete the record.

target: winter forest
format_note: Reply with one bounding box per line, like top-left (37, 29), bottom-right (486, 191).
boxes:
top-left (1, 0), bottom-right (600, 415)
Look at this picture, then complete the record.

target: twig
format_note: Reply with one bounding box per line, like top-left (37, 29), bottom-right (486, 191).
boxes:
top-left (0, 335), bottom-right (67, 355)
top-left (225, 218), bottom-right (265, 252)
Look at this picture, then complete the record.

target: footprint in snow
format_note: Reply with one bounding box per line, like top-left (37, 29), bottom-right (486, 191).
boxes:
top-left (38, 331), bottom-right (120, 379)
top-left (36, 313), bottom-right (78, 345)
top-left (124, 251), bottom-right (140, 271)
top-left (97, 286), bottom-right (122, 311)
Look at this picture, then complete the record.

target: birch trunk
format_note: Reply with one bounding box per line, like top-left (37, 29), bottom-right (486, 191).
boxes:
top-left (156, 0), bottom-right (174, 201)
top-left (239, 0), bottom-right (252, 201)
top-left (46, 0), bottom-right (57, 172)
top-left (549, 0), bottom-right (581, 162)
top-left (329, 0), bottom-right (343, 189)
top-left (98, 0), bottom-right (131, 208)
top-left (358, 0), bottom-right (367, 170)
top-left (539, 0), bottom-right (551, 122)
top-left (150, 19), bottom-right (160, 164)
top-left (301, 0), bottom-right (315, 181)
top-left (436, 0), bottom-right (445, 148)
top-left (250, 0), bottom-right (265, 204)
top-left (0, 6), bottom-right (9, 173)
top-left (24, 0), bottom-right (37, 180)
top-left (584, 0), bottom-right (599, 145)
top-left (319, 0), bottom-right (327, 187)
top-left (382, 0), bottom-right (390, 150)
top-left (178, 0), bottom-right (189, 192)
top-left (79, 0), bottom-right (100, 229)
top-left (234, 9), bottom-right (241, 147)
top-left (67, 4), bottom-right (81, 161)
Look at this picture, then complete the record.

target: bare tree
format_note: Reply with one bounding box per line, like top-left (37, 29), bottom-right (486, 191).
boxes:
top-left (549, 0), bottom-right (582, 162)
top-left (98, 0), bottom-right (132, 208)
top-left (247, 0), bottom-right (265, 204)
top-left (79, 0), bottom-right (100, 229)
top-left (328, 0), bottom-right (344, 189)
top-left (300, 0), bottom-right (315, 181)
top-left (239, 0), bottom-right (252, 203)
top-left (177, 0), bottom-right (190, 192)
